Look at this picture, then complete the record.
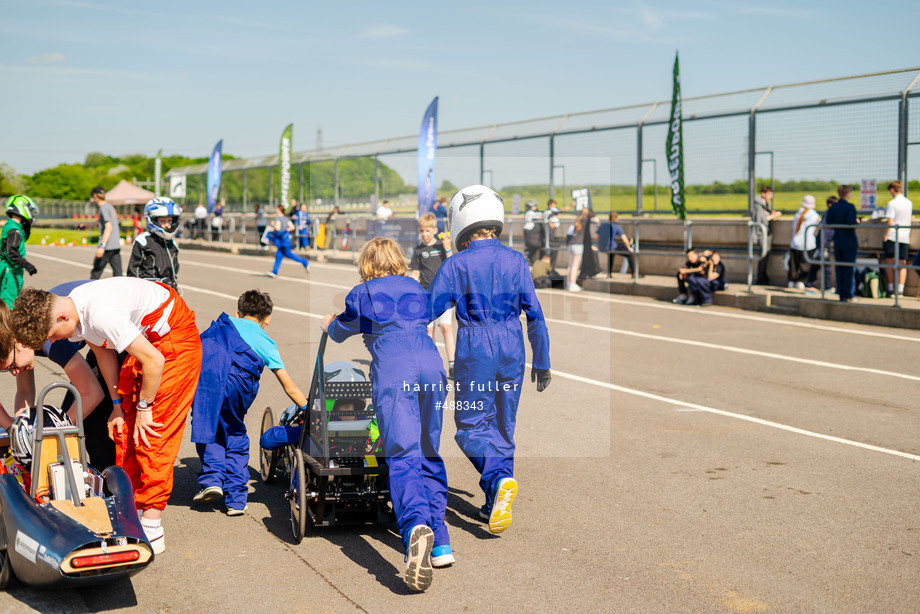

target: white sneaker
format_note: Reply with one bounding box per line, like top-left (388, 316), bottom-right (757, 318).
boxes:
top-left (265, 271), bottom-right (277, 278)
top-left (795, 281), bottom-right (805, 290)
top-left (404, 525), bottom-right (434, 591)
top-left (787, 281), bottom-right (795, 288)
top-left (141, 520), bottom-right (165, 554)
top-left (567, 284), bottom-right (582, 292)
top-left (226, 505), bottom-right (248, 517)
top-left (193, 485), bottom-right (224, 504)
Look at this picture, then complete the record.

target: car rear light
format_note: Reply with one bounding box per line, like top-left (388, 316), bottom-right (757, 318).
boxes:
top-left (71, 550), bottom-right (140, 568)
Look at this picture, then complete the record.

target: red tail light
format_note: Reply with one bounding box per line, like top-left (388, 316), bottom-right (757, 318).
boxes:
top-left (71, 550), bottom-right (140, 568)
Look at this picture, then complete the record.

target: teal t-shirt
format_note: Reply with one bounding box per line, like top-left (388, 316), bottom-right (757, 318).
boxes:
top-left (229, 316), bottom-right (284, 370)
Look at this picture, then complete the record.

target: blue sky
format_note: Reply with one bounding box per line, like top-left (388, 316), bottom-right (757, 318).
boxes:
top-left (1, 0), bottom-right (918, 176)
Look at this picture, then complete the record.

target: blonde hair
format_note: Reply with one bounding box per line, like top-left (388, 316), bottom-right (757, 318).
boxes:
top-left (574, 208), bottom-right (590, 232)
top-left (470, 228), bottom-right (497, 241)
top-left (357, 237), bottom-right (407, 281)
top-left (418, 213), bottom-right (437, 230)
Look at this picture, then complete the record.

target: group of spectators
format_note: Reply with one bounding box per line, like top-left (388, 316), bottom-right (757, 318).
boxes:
top-left (781, 182), bottom-right (914, 302)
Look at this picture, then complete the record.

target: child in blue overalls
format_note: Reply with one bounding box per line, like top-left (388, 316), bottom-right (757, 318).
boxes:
top-left (429, 184), bottom-right (552, 535)
top-left (191, 290), bottom-right (308, 515)
top-left (321, 237), bottom-right (448, 592)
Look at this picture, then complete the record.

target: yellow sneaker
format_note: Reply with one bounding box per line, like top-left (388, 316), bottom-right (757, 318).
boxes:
top-left (488, 477), bottom-right (518, 535)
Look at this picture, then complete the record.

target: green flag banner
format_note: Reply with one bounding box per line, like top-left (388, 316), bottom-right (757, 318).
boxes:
top-left (666, 53), bottom-right (686, 220)
top-left (279, 123), bottom-right (293, 208)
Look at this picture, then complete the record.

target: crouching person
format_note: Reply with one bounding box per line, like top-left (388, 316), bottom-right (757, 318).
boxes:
top-left (191, 290), bottom-right (307, 516)
top-left (11, 278), bottom-right (202, 554)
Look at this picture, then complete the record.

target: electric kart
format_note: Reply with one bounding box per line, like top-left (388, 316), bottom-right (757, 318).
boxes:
top-left (259, 333), bottom-right (393, 543)
top-left (0, 383), bottom-right (153, 589)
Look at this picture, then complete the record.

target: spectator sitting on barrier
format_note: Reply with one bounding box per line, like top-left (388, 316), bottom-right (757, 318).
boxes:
top-left (672, 248), bottom-right (706, 305)
top-left (705, 250), bottom-right (727, 292)
top-left (597, 212), bottom-right (636, 277)
top-left (531, 250), bottom-right (563, 289)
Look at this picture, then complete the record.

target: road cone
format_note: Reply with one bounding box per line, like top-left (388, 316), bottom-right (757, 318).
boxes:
top-left (41, 237), bottom-right (46, 245)
top-left (59, 238), bottom-right (65, 245)
top-left (82, 237), bottom-right (87, 245)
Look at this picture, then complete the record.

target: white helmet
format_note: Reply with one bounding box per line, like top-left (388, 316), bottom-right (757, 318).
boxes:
top-left (448, 184), bottom-right (504, 251)
top-left (10, 405), bottom-right (72, 469)
top-left (144, 197), bottom-right (183, 240)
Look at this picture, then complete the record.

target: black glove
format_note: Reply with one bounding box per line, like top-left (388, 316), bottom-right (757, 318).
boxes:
top-left (24, 262), bottom-right (37, 276)
top-left (531, 368), bottom-right (551, 392)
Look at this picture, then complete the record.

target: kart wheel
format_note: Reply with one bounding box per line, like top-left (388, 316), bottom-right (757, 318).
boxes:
top-left (259, 406), bottom-right (279, 484)
top-left (290, 448), bottom-right (308, 544)
top-left (0, 547), bottom-right (12, 590)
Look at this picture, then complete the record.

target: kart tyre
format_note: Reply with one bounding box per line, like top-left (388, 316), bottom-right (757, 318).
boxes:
top-left (290, 448), bottom-right (307, 544)
top-left (259, 406), bottom-right (279, 484)
top-left (0, 546), bottom-right (12, 590)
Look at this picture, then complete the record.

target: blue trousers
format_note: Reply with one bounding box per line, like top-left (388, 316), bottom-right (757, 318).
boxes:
top-left (372, 335), bottom-right (449, 548)
top-left (834, 243), bottom-right (858, 300)
top-left (454, 324), bottom-right (525, 509)
top-left (271, 235), bottom-right (309, 274)
top-left (196, 402), bottom-right (250, 510)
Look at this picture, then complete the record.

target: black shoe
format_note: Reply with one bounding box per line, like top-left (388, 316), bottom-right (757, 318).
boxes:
top-left (672, 296), bottom-right (688, 305)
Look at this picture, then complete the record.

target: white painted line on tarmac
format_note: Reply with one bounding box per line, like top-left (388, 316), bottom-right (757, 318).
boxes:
top-left (31, 251), bottom-right (920, 382)
top-left (543, 316), bottom-right (920, 383)
top-left (538, 288), bottom-right (920, 343)
top-left (29, 250), bottom-right (917, 462)
top-left (534, 363), bottom-right (920, 463)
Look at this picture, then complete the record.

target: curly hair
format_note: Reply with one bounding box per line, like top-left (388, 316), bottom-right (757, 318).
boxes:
top-left (0, 302), bottom-right (14, 359)
top-left (356, 237), bottom-right (407, 281)
top-left (237, 290), bottom-right (273, 322)
top-left (11, 288), bottom-right (55, 350)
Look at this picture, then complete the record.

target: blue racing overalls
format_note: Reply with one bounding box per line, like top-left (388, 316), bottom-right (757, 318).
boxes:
top-left (327, 275), bottom-right (449, 548)
top-left (191, 313), bottom-right (265, 509)
top-left (429, 238), bottom-right (551, 508)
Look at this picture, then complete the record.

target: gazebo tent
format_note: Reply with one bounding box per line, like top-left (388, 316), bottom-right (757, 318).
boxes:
top-left (104, 180), bottom-right (155, 206)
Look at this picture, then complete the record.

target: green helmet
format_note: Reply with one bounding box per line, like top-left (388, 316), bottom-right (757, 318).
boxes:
top-left (6, 195), bottom-right (38, 223)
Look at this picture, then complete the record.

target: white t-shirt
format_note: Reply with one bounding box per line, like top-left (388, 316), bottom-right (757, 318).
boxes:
top-left (376, 205), bottom-right (393, 221)
top-left (790, 208), bottom-right (820, 251)
top-left (194, 205), bottom-right (208, 220)
top-left (68, 278), bottom-right (172, 352)
top-left (884, 194), bottom-right (912, 244)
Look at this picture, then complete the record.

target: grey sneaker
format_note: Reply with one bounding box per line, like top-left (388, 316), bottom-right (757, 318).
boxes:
top-left (226, 505), bottom-right (248, 517)
top-left (265, 271), bottom-right (277, 278)
top-left (193, 486), bottom-right (224, 504)
top-left (404, 525), bottom-right (434, 591)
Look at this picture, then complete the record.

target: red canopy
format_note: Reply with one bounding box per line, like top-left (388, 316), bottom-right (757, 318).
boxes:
top-left (104, 180), bottom-right (155, 206)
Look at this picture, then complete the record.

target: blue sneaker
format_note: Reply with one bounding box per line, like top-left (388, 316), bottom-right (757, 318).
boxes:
top-left (404, 525), bottom-right (434, 591)
top-left (431, 545), bottom-right (455, 568)
top-left (488, 477), bottom-right (518, 535)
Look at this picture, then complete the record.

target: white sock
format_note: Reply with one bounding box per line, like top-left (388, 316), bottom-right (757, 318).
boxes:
top-left (888, 284), bottom-right (894, 292)
top-left (898, 284), bottom-right (905, 294)
top-left (140, 517), bottom-right (161, 530)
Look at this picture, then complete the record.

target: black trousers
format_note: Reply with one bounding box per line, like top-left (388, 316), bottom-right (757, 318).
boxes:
top-left (89, 249), bottom-right (122, 279)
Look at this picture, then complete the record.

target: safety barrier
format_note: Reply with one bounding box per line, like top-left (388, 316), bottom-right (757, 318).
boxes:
top-left (803, 223), bottom-right (920, 307)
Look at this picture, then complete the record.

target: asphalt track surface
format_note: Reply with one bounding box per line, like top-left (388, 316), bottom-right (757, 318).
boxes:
top-left (2, 245), bottom-right (918, 613)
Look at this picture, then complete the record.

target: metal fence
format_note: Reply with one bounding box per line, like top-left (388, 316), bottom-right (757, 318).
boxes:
top-left (162, 67), bottom-right (920, 216)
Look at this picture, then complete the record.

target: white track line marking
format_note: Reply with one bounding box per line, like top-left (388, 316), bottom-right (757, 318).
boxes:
top-left (29, 250), bottom-right (917, 462)
top-left (30, 251), bottom-right (920, 381)
top-left (542, 316), bottom-right (920, 383)
top-left (538, 287), bottom-right (920, 343)
top-left (529, 363), bottom-right (920, 463)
